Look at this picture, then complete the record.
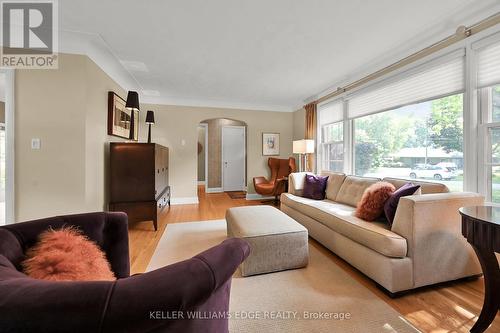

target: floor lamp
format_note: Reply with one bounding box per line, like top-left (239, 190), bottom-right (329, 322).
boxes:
top-left (293, 139), bottom-right (315, 172)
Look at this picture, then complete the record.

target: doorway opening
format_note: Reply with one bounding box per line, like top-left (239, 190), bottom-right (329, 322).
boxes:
top-left (0, 70), bottom-right (14, 225)
top-left (197, 118), bottom-right (247, 197)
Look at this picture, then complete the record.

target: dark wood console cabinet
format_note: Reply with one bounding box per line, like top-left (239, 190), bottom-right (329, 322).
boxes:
top-left (109, 143), bottom-right (170, 231)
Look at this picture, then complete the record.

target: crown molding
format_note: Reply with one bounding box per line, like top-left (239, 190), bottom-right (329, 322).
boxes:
top-left (59, 30), bottom-right (139, 92)
top-left (141, 95), bottom-right (294, 112)
top-left (59, 29), bottom-right (295, 112)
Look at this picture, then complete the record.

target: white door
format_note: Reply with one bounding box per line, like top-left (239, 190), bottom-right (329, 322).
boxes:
top-left (222, 126), bottom-right (245, 191)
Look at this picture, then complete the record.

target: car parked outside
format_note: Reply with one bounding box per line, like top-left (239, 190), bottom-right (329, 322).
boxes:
top-left (409, 164), bottom-right (457, 180)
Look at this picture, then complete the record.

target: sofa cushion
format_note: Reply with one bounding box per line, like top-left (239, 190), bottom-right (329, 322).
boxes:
top-left (281, 194), bottom-right (407, 258)
top-left (335, 176), bottom-right (381, 207)
top-left (382, 177), bottom-right (449, 194)
top-left (303, 174), bottom-right (329, 200)
top-left (355, 182), bottom-right (396, 221)
top-left (288, 172), bottom-right (314, 196)
top-left (319, 171), bottom-right (347, 201)
top-left (384, 183), bottom-right (421, 226)
top-left (22, 228), bottom-right (116, 281)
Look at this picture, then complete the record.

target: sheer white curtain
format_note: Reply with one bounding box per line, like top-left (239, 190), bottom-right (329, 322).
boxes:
top-left (474, 32), bottom-right (500, 88)
top-left (346, 49), bottom-right (465, 119)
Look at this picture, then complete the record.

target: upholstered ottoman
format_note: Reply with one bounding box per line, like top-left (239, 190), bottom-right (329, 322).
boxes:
top-left (226, 205), bottom-right (308, 276)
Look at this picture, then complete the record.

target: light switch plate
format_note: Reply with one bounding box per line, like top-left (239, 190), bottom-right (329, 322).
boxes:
top-left (31, 138), bottom-right (41, 150)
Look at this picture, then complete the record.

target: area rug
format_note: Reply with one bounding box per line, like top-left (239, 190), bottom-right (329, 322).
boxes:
top-left (147, 220), bottom-right (420, 333)
top-left (226, 191), bottom-right (247, 199)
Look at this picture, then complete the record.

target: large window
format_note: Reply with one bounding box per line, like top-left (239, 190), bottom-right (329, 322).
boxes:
top-left (353, 94), bottom-right (464, 191)
top-left (317, 100), bottom-right (344, 172)
top-left (315, 31), bottom-right (500, 200)
top-left (320, 122), bottom-right (343, 172)
top-left (476, 34), bottom-right (500, 202)
top-left (480, 85), bottom-right (500, 202)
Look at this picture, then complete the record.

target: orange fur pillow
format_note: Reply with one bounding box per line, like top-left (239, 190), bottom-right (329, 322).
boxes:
top-left (355, 182), bottom-right (396, 221)
top-left (22, 227), bottom-right (116, 281)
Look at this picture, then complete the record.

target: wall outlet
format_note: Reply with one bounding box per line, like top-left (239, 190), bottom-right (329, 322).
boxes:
top-left (31, 138), bottom-right (41, 150)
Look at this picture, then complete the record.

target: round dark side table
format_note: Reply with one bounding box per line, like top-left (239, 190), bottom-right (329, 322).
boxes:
top-left (459, 206), bottom-right (500, 333)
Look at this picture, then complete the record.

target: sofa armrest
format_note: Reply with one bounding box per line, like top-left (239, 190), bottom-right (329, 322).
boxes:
top-left (391, 192), bottom-right (484, 287)
top-left (0, 276), bottom-right (115, 333)
top-left (288, 172), bottom-right (313, 196)
top-left (101, 238), bottom-right (250, 333)
top-left (4, 212), bottom-right (130, 278)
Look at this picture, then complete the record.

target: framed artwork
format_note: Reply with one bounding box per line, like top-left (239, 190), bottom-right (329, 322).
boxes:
top-left (108, 91), bottom-right (139, 141)
top-left (262, 132), bottom-right (280, 156)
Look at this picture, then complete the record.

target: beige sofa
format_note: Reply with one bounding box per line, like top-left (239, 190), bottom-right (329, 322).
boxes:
top-left (280, 172), bottom-right (483, 295)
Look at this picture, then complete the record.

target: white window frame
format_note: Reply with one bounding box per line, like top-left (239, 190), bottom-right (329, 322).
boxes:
top-left (319, 120), bottom-right (344, 172)
top-left (477, 86), bottom-right (500, 202)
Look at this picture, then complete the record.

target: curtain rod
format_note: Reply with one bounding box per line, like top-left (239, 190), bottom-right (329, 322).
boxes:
top-left (312, 11), bottom-right (500, 106)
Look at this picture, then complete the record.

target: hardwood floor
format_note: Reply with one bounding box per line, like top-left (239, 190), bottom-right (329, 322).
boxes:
top-left (129, 186), bottom-right (500, 333)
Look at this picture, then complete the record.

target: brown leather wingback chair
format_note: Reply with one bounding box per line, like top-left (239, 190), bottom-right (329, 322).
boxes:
top-left (253, 157), bottom-right (297, 203)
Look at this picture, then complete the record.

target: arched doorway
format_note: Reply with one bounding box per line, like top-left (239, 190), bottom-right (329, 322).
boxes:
top-left (197, 118), bottom-right (247, 194)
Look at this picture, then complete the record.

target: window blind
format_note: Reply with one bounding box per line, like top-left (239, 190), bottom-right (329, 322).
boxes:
top-left (318, 99), bottom-right (343, 125)
top-left (475, 34), bottom-right (500, 88)
top-left (347, 49), bottom-right (465, 119)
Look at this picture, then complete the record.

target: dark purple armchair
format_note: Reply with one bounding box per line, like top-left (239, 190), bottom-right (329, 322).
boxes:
top-left (0, 212), bottom-right (250, 333)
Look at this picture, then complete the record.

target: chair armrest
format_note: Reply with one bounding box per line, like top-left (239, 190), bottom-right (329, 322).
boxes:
top-left (272, 177), bottom-right (288, 195)
top-left (253, 176), bottom-right (268, 186)
top-left (102, 238), bottom-right (250, 333)
top-left (391, 192), bottom-right (484, 287)
top-left (4, 212), bottom-right (130, 278)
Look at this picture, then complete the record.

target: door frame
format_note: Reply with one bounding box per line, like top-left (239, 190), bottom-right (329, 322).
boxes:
top-left (197, 123), bottom-right (209, 192)
top-left (221, 125), bottom-right (246, 191)
top-left (1, 69), bottom-right (14, 224)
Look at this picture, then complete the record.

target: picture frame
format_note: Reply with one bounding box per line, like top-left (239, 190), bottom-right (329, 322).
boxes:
top-left (108, 91), bottom-right (139, 141)
top-left (262, 132), bottom-right (280, 156)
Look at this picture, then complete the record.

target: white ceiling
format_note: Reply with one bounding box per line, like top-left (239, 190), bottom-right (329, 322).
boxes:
top-left (60, 0), bottom-right (500, 111)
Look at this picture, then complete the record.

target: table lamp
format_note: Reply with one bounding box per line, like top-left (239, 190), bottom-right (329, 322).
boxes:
top-left (145, 111), bottom-right (155, 143)
top-left (293, 139), bottom-right (314, 172)
top-left (125, 91), bottom-right (140, 140)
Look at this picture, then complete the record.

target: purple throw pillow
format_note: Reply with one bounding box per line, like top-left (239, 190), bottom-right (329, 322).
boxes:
top-left (303, 174), bottom-right (329, 200)
top-left (384, 183), bottom-right (421, 226)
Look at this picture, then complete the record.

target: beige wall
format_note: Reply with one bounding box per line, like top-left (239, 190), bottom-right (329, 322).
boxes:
top-left (139, 104), bottom-right (294, 198)
top-left (201, 118), bottom-right (246, 189)
top-left (15, 54), bottom-right (127, 221)
top-left (14, 53), bottom-right (297, 221)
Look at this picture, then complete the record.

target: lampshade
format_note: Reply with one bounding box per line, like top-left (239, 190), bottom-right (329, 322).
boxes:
top-left (145, 110), bottom-right (155, 124)
top-left (293, 139), bottom-right (315, 154)
top-left (125, 91), bottom-right (140, 111)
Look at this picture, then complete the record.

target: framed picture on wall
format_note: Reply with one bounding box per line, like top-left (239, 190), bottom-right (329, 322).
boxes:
top-left (262, 132), bottom-right (280, 156)
top-left (107, 91), bottom-right (139, 141)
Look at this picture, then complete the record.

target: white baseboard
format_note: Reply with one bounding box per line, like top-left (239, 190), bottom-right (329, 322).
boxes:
top-left (245, 193), bottom-right (275, 200)
top-left (197, 181), bottom-right (206, 185)
top-left (170, 197), bottom-right (199, 205)
top-left (206, 187), bottom-right (223, 193)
